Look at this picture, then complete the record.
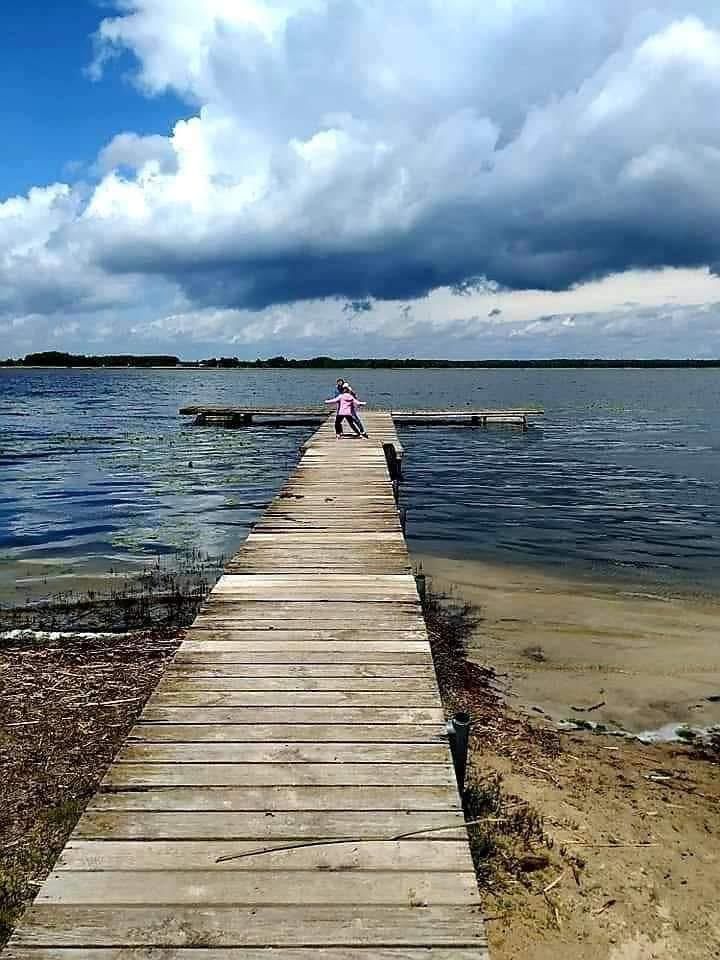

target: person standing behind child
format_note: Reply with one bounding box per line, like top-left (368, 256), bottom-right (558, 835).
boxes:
top-left (325, 384), bottom-right (366, 439)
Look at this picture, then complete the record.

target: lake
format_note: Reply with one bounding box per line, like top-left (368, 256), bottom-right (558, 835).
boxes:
top-left (2, 366), bottom-right (720, 603)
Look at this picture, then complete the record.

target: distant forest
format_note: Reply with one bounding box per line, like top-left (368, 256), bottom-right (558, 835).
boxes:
top-left (4, 350), bottom-right (720, 369)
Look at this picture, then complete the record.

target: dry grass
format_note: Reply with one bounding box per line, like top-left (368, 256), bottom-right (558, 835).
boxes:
top-left (0, 628), bottom-right (181, 944)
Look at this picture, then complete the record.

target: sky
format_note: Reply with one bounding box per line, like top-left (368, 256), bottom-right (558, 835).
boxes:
top-left (3, 1), bottom-right (720, 360)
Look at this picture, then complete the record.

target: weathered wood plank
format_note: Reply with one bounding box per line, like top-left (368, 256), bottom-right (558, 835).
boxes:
top-left (117, 743), bottom-right (447, 763)
top-left (38, 870), bottom-right (479, 905)
top-left (164, 664), bottom-right (435, 678)
top-left (5, 949), bottom-right (486, 959)
top-left (172, 650), bottom-right (432, 664)
top-left (157, 676), bottom-right (437, 691)
top-left (140, 707), bottom-right (443, 724)
top-left (58, 838), bottom-right (470, 870)
top-left (245, 532), bottom-right (405, 541)
top-left (146, 691), bottom-right (441, 708)
top-left (88, 786), bottom-right (460, 813)
top-left (129, 723), bottom-right (444, 743)
top-left (12, 905), bottom-right (488, 947)
top-left (181, 633), bottom-right (430, 645)
top-left (103, 763), bottom-right (457, 788)
top-left (74, 810), bottom-right (467, 840)
top-left (181, 631), bottom-right (429, 643)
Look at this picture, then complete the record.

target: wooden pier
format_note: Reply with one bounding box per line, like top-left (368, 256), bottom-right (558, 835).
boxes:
top-left (180, 404), bottom-right (542, 430)
top-left (6, 412), bottom-right (488, 958)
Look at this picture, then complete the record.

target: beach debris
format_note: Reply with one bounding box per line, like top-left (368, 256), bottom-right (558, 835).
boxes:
top-left (0, 627), bottom-right (182, 945)
top-left (571, 700), bottom-right (606, 713)
top-left (543, 870), bottom-right (566, 894)
top-left (518, 853), bottom-right (550, 872)
top-left (593, 898), bottom-right (617, 916)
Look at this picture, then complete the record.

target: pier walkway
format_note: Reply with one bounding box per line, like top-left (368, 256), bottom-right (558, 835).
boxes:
top-left (181, 404), bottom-right (542, 430)
top-left (6, 412), bottom-right (488, 958)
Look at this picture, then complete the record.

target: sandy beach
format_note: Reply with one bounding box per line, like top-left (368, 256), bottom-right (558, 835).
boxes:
top-left (415, 552), bottom-right (720, 959)
top-left (416, 553), bottom-right (720, 737)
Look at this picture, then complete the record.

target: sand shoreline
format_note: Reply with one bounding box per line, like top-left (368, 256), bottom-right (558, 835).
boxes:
top-left (415, 551), bottom-right (720, 736)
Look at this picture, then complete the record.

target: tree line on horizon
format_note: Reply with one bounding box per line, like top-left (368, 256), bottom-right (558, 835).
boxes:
top-left (3, 350), bottom-right (720, 369)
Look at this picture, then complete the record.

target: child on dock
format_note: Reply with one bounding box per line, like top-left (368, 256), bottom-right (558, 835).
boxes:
top-left (325, 384), bottom-right (367, 438)
top-left (342, 381), bottom-right (368, 437)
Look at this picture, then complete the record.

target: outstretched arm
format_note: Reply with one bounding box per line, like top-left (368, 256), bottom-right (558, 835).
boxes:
top-left (324, 396), bottom-right (342, 404)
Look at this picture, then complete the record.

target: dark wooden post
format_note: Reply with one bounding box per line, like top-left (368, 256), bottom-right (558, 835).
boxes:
top-left (383, 442), bottom-right (400, 481)
top-left (447, 712), bottom-right (471, 792)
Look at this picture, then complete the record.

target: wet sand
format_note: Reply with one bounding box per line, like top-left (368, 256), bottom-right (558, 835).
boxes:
top-left (416, 553), bottom-right (720, 735)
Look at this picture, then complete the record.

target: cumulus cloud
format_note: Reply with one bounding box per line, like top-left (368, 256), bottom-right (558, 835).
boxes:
top-left (5, 1), bottom-right (720, 355)
top-left (97, 132), bottom-right (178, 175)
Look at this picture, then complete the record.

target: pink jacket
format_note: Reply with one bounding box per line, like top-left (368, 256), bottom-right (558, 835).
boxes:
top-left (325, 394), bottom-right (366, 416)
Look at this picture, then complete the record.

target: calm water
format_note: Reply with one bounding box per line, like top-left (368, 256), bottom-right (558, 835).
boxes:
top-left (2, 366), bottom-right (720, 600)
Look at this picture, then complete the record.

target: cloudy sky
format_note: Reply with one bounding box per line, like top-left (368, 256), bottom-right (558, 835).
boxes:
top-left (3, 1), bottom-right (720, 359)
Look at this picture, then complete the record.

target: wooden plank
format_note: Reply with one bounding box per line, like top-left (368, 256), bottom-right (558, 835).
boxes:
top-left (88, 786), bottom-right (460, 813)
top-left (74, 810), bottom-right (467, 840)
top-left (140, 707), bottom-right (444, 724)
top-left (163, 664), bottom-right (435, 678)
top-left (58, 839), bottom-right (470, 870)
top-left (117, 743), bottom-right (447, 763)
top-left (210, 588), bottom-right (419, 603)
top-left (181, 630), bottom-right (429, 642)
top-left (103, 763), bottom-right (457, 788)
top-left (146, 692), bottom-right (441, 708)
top-left (172, 650), bottom-right (432, 664)
top-left (12, 905), bottom-right (488, 948)
top-left (6, 949), bottom-right (486, 959)
top-left (176, 643), bottom-right (431, 656)
top-left (246, 530), bottom-right (405, 545)
top-left (212, 575), bottom-right (416, 585)
top-left (128, 724), bottom-right (444, 743)
top-left (180, 628), bottom-right (430, 640)
top-left (38, 870), bottom-right (479, 905)
top-left (157, 677), bottom-right (437, 691)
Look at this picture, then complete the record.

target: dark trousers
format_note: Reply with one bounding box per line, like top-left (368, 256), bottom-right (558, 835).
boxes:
top-left (335, 414), bottom-right (362, 436)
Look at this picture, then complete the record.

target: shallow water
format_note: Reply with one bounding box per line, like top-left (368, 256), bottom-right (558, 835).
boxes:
top-left (3, 366), bottom-right (720, 600)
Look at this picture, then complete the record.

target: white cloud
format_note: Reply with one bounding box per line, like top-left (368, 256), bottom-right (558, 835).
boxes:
top-left (98, 132), bottom-right (178, 174)
top-left (5, 2), bottom-right (720, 356)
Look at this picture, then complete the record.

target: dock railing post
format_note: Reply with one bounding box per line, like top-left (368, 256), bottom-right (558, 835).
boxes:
top-left (382, 442), bottom-right (400, 481)
top-left (446, 712), bottom-right (471, 793)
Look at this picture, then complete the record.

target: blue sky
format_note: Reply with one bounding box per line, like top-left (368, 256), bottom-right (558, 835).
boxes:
top-left (2, 1), bottom-right (720, 360)
top-left (1, 1), bottom-right (187, 198)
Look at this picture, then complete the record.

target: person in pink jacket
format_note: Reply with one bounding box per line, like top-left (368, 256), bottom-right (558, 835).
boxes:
top-left (325, 384), bottom-right (367, 438)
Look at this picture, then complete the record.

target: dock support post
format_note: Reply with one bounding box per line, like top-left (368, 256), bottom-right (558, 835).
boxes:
top-left (415, 571), bottom-right (426, 600)
top-left (447, 712), bottom-right (471, 793)
top-left (383, 442), bottom-right (401, 481)
top-left (522, 415), bottom-right (528, 432)
top-left (243, 412), bottom-right (254, 426)
top-left (399, 506), bottom-right (407, 534)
